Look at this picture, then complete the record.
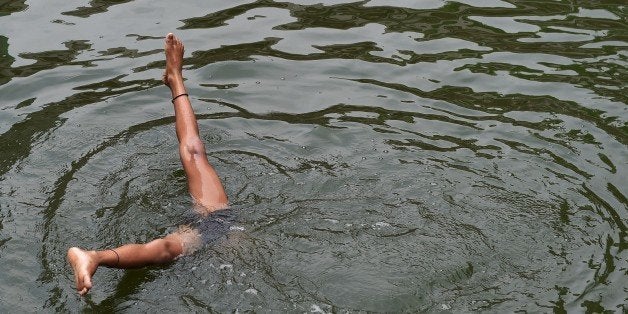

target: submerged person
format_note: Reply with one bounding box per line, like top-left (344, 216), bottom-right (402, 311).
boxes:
top-left (67, 33), bottom-right (229, 296)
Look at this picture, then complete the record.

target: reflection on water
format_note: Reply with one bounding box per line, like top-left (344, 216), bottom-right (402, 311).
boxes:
top-left (0, 0), bottom-right (626, 312)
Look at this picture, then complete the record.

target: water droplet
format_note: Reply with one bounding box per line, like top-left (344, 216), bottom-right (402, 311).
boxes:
top-left (373, 221), bottom-right (390, 228)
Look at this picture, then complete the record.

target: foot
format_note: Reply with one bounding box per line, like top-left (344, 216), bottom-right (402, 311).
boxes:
top-left (162, 33), bottom-right (184, 87)
top-left (67, 247), bottom-right (98, 296)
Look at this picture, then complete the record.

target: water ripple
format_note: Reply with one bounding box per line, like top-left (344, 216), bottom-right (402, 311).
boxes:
top-left (0, 0), bottom-right (625, 312)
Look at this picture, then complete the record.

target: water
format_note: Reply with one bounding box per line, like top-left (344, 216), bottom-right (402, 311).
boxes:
top-left (0, 0), bottom-right (626, 312)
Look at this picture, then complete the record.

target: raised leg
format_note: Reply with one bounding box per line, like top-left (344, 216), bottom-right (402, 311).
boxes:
top-left (163, 33), bottom-right (228, 212)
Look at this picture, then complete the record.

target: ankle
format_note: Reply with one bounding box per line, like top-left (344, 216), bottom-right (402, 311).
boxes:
top-left (169, 82), bottom-right (187, 97)
top-left (167, 73), bottom-right (183, 86)
top-left (96, 249), bottom-right (117, 267)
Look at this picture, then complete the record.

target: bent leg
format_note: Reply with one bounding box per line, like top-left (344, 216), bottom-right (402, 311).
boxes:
top-left (66, 33), bottom-right (225, 296)
top-left (163, 33), bottom-right (228, 211)
top-left (66, 229), bottom-right (197, 295)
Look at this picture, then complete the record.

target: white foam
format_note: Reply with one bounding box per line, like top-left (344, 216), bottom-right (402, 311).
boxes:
top-left (219, 264), bottom-right (233, 270)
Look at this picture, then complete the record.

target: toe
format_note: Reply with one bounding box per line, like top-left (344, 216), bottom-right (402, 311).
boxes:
top-left (83, 274), bottom-right (92, 290)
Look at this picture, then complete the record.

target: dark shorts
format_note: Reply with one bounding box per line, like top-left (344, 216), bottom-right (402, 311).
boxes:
top-left (185, 209), bottom-right (237, 245)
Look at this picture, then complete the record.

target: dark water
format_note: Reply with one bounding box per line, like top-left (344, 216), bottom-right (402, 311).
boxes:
top-left (0, 0), bottom-right (626, 312)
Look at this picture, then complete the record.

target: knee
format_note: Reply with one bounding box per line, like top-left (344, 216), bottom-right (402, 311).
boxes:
top-left (165, 240), bottom-right (182, 260)
top-left (183, 136), bottom-right (205, 157)
top-left (157, 237), bottom-right (183, 262)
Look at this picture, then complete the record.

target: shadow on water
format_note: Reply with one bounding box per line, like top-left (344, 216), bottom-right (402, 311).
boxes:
top-left (62, 0), bottom-right (136, 18)
top-left (349, 78), bottom-right (627, 145)
top-left (1, 40), bottom-right (94, 86)
top-left (83, 268), bottom-right (159, 312)
top-left (0, 35), bottom-right (13, 86)
top-left (0, 0), bottom-right (27, 17)
top-left (182, 1), bottom-right (627, 58)
top-left (0, 77), bottom-right (161, 176)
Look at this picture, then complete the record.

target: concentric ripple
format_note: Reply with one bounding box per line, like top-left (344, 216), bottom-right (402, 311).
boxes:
top-left (0, 1), bottom-right (625, 312)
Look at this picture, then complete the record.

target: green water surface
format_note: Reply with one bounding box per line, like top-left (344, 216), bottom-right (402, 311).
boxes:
top-left (0, 0), bottom-right (626, 312)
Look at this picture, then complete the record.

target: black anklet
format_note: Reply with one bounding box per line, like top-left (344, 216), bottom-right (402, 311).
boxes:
top-left (171, 93), bottom-right (189, 104)
top-left (109, 249), bottom-right (120, 266)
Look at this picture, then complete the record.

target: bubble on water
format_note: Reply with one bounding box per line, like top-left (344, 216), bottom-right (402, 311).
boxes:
top-left (373, 221), bottom-right (390, 228)
top-left (219, 264), bottom-right (233, 270)
top-left (310, 304), bottom-right (327, 314)
top-left (245, 288), bottom-right (258, 295)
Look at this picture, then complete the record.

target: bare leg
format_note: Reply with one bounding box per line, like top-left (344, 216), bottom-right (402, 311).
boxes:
top-left (67, 33), bottom-right (227, 295)
top-left (67, 233), bottom-right (184, 295)
top-left (163, 32), bottom-right (228, 212)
